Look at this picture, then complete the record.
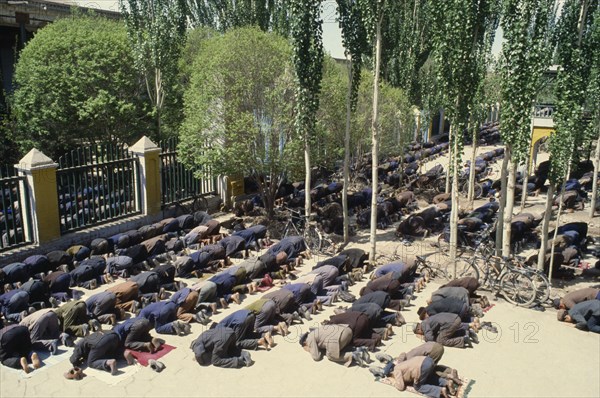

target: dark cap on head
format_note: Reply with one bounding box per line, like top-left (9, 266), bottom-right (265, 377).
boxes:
top-left (417, 307), bottom-right (427, 318)
top-left (552, 298), bottom-right (561, 309)
top-left (299, 332), bottom-right (309, 346)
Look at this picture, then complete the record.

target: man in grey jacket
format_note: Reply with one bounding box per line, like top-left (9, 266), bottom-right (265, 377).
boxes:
top-left (557, 300), bottom-right (600, 333)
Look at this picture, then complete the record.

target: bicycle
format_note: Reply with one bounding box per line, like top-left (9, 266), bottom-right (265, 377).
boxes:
top-left (281, 207), bottom-right (329, 255)
top-left (509, 255), bottom-right (551, 305)
top-left (436, 221), bottom-right (496, 258)
top-left (473, 254), bottom-right (537, 307)
top-left (414, 252), bottom-right (480, 282)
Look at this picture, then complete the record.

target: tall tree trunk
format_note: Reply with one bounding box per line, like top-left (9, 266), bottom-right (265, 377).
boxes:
top-left (445, 126), bottom-right (453, 194)
top-left (520, 105), bottom-right (535, 212)
top-left (155, 68), bottom-right (162, 142)
top-left (449, 124), bottom-right (460, 278)
top-left (369, 18), bottom-right (382, 263)
top-left (537, 183), bottom-right (554, 270)
top-left (590, 134), bottom-right (600, 218)
top-left (519, 158), bottom-right (531, 212)
top-left (502, 155), bottom-right (517, 256)
top-left (304, 137), bottom-right (312, 220)
top-left (548, 164), bottom-right (571, 281)
top-left (495, 149), bottom-right (509, 255)
top-left (467, 123), bottom-right (478, 209)
top-left (342, 60), bottom-right (353, 243)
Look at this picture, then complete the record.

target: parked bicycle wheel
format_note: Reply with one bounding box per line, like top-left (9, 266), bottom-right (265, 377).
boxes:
top-left (440, 256), bottom-right (480, 281)
top-left (282, 221), bottom-right (301, 239)
top-left (527, 270), bottom-right (551, 305)
top-left (460, 181), bottom-right (483, 199)
top-left (303, 224), bottom-right (322, 254)
top-left (499, 271), bottom-right (536, 307)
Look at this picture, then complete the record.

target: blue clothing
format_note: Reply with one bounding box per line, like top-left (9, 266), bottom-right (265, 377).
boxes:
top-left (374, 262), bottom-right (408, 279)
top-left (266, 236), bottom-right (306, 261)
top-left (138, 301), bottom-right (178, 334)
top-left (209, 273), bottom-right (237, 299)
top-left (170, 288), bottom-right (193, 306)
top-left (218, 309), bottom-right (253, 329)
top-left (113, 318), bottom-right (137, 341)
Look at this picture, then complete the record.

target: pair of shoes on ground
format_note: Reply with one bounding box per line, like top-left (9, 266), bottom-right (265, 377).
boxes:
top-left (173, 320), bottom-right (192, 336)
top-left (64, 367), bottom-right (85, 380)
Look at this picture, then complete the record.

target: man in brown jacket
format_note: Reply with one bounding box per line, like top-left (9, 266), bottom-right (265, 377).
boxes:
top-left (300, 325), bottom-right (363, 366)
top-left (382, 356), bottom-right (455, 398)
top-left (553, 288), bottom-right (600, 310)
top-left (373, 342), bottom-right (462, 387)
top-left (106, 281), bottom-right (141, 313)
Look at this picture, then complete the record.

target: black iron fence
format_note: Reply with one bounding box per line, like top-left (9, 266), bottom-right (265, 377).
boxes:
top-left (0, 165), bottom-right (33, 252)
top-left (160, 137), bottom-right (217, 207)
top-left (56, 144), bottom-right (141, 234)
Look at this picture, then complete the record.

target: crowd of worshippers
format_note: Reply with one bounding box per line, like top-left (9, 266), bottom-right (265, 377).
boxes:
top-left (296, 252), bottom-right (494, 398)
top-left (0, 212), bottom-right (331, 375)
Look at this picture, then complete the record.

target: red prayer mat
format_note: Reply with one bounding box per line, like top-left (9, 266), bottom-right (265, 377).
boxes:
top-left (482, 304), bottom-right (495, 313)
top-left (129, 344), bottom-right (176, 366)
top-left (256, 285), bottom-right (273, 293)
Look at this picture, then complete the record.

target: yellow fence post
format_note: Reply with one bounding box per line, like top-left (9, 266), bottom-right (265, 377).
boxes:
top-left (130, 136), bottom-right (162, 218)
top-left (15, 149), bottom-right (61, 244)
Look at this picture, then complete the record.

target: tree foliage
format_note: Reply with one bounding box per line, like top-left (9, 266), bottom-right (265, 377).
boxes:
top-left (336, 0), bottom-right (369, 109)
top-left (549, 0), bottom-right (599, 184)
top-left (379, 0), bottom-right (433, 106)
top-left (353, 70), bottom-right (411, 156)
top-left (187, 0), bottom-right (291, 35)
top-left (430, 0), bottom-right (499, 142)
top-left (499, 0), bottom-right (555, 163)
top-left (289, 0), bottom-right (325, 217)
top-left (12, 16), bottom-right (151, 159)
top-left (120, 0), bottom-right (188, 141)
top-left (178, 27), bottom-right (297, 216)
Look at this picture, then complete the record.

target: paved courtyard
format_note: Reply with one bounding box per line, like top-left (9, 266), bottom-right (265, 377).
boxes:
top-left (2, 230), bottom-right (599, 398)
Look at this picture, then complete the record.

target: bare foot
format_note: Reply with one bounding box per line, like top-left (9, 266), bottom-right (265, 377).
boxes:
top-left (231, 292), bottom-right (241, 305)
top-left (31, 352), bottom-right (41, 369)
top-left (20, 357), bottom-right (29, 374)
top-left (210, 302), bottom-right (219, 314)
top-left (219, 298), bottom-right (229, 309)
top-left (107, 359), bottom-right (118, 375)
top-left (124, 350), bottom-right (135, 365)
top-left (263, 331), bottom-right (275, 348)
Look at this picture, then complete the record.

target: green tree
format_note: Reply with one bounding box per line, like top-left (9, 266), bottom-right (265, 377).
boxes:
top-left (589, 6), bottom-right (600, 218)
top-left (289, 0), bottom-right (325, 219)
top-left (178, 27), bottom-right (298, 218)
top-left (336, 0), bottom-right (369, 243)
top-left (120, 0), bottom-right (188, 142)
top-left (429, 0), bottom-right (499, 270)
top-left (497, 0), bottom-right (555, 256)
top-left (358, 0), bottom-right (387, 261)
top-left (187, 0), bottom-right (290, 35)
top-left (314, 57), bottom-right (347, 170)
top-left (379, 0), bottom-right (433, 106)
top-left (352, 70), bottom-right (411, 157)
top-left (12, 16), bottom-right (151, 159)
top-left (538, 0), bottom-right (598, 271)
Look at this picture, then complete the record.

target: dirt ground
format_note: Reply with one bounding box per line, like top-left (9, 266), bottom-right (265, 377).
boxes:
top-left (1, 145), bottom-right (599, 398)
